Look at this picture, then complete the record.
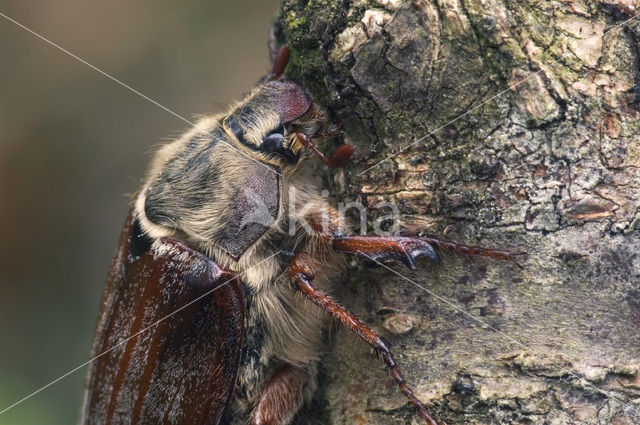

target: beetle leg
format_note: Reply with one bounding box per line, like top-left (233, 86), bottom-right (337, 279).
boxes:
top-left (250, 365), bottom-right (309, 425)
top-left (332, 235), bottom-right (525, 269)
top-left (289, 253), bottom-right (440, 425)
top-left (266, 45), bottom-right (290, 81)
top-left (299, 208), bottom-right (524, 268)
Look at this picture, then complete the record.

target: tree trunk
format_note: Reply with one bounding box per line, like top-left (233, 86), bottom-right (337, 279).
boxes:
top-left (274, 0), bottom-right (640, 424)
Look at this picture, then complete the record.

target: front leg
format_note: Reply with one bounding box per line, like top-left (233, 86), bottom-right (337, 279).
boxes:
top-left (333, 235), bottom-right (524, 269)
top-left (289, 253), bottom-right (440, 425)
top-left (301, 205), bottom-right (523, 269)
top-left (333, 235), bottom-right (441, 269)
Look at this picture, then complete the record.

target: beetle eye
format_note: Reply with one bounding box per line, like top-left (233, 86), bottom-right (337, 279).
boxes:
top-left (261, 125), bottom-right (298, 164)
top-left (262, 127), bottom-right (285, 151)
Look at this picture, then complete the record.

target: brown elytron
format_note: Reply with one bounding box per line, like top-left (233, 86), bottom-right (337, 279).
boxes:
top-left (82, 43), bottom-right (522, 425)
top-left (82, 211), bottom-right (245, 424)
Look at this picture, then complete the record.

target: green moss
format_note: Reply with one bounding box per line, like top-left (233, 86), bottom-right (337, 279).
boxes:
top-left (285, 11), bottom-right (306, 30)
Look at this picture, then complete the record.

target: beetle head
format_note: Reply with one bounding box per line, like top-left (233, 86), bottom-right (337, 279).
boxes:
top-left (222, 47), bottom-right (353, 170)
top-left (222, 80), bottom-right (316, 167)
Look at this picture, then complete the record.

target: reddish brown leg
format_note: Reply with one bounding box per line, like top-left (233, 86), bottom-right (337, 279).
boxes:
top-left (289, 254), bottom-right (440, 425)
top-left (332, 235), bottom-right (525, 269)
top-left (250, 365), bottom-right (309, 425)
top-left (266, 45), bottom-right (290, 81)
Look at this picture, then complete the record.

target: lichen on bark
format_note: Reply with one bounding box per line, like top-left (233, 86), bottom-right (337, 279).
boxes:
top-left (274, 0), bottom-right (640, 424)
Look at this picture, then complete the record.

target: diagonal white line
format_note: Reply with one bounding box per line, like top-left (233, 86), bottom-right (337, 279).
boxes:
top-left (363, 253), bottom-right (639, 416)
top-left (0, 249), bottom-right (283, 415)
top-left (0, 10), bottom-right (282, 177)
top-left (357, 12), bottom-right (640, 177)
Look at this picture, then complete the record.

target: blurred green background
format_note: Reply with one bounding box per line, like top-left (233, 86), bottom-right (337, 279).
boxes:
top-left (0, 1), bottom-right (279, 423)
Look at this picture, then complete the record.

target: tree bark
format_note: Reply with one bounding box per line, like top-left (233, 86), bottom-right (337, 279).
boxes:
top-left (274, 0), bottom-right (640, 424)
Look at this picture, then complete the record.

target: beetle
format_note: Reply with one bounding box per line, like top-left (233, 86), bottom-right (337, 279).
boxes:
top-left (80, 43), bottom-right (522, 425)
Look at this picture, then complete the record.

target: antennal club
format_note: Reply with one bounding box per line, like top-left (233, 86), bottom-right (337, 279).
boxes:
top-left (296, 130), bottom-right (355, 169)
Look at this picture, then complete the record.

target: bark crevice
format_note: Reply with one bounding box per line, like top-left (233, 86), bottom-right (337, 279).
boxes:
top-left (276, 1), bottom-right (640, 423)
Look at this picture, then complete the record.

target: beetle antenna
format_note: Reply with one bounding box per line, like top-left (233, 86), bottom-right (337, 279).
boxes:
top-left (295, 130), bottom-right (355, 169)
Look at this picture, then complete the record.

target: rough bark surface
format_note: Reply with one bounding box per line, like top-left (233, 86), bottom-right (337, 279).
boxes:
top-left (274, 0), bottom-right (640, 424)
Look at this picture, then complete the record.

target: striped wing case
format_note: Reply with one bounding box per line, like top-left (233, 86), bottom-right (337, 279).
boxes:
top-left (81, 209), bottom-right (245, 424)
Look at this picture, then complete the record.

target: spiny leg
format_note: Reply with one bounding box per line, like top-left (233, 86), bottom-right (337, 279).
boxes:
top-left (251, 365), bottom-right (309, 425)
top-left (332, 235), bottom-right (525, 269)
top-left (289, 253), bottom-right (440, 425)
top-left (298, 204), bottom-right (523, 267)
top-left (413, 235), bottom-right (525, 264)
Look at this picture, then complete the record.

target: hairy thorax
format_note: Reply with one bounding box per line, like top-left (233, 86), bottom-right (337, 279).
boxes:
top-left (135, 141), bottom-right (344, 417)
